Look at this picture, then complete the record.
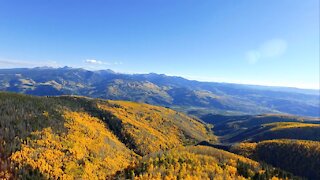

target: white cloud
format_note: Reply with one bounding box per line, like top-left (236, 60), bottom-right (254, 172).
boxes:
top-left (246, 38), bottom-right (287, 64)
top-left (84, 59), bottom-right (123, 67)
top-left (85, 59), bottom-right (106, 65)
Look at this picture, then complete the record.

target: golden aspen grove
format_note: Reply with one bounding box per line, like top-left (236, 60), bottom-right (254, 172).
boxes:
top-left (0, 92), bottom-right (318, 179)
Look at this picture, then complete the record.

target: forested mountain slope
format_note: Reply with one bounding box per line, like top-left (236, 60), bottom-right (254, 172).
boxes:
top-left (230, 140), bottom-right (320, 180)
top-left (238, 122), bottom-right (320, 142)
top-left (0, 92), bottom-right (214, 179)
top-left (1, 67), bottom-right (319, 117)
top-left (116, 145), bottom-right (298, 179)
top-left (200, 114), bottom-right (320, 143)
top-left (0, 92), bottom-right (298, 179)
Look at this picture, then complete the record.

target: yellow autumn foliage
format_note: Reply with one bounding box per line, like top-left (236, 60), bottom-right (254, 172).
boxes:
top-left (118, 146), bottom-right (268, 180)
top-left (98, 100), bottom-right (216, 155)
top-left (1, 93), bottom-right (293, 179)
top-left (264, 122), bottom-right (320, 131)
top-left (230, 143), bottom-right (258, 158)
top-left (11, 110), bottom-right (135, 179)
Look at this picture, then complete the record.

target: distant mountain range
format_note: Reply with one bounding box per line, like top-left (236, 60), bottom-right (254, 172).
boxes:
top-left (0, 67), bottom-right (319, 117)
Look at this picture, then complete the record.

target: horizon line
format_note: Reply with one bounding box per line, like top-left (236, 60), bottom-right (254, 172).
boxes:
top-left (0, 65), bottom-right (319, 91)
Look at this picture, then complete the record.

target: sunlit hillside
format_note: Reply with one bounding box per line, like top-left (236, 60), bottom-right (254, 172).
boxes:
top-left (0, 92), bottom-right (302, 179)
top-left (0, 0), bottom-right (319, 179)
top-left (0, 92), bottom-right (215, 179)
top-left (116, 145), bottom-right (298, 179)
top-left (98, 100), bottom-right (216, 155)
top-left (10, 111), bottom-right (136, 179)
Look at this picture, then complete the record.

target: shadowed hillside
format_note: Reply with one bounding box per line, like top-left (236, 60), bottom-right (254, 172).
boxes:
top-left (230, 140), bottom-right (320, 180)
top-left (244, 122), bottom-right (320, 142)
top-left (201, 114), bottom-right (320, 143)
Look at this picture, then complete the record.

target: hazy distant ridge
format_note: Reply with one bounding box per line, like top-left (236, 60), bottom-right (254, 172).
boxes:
top-left (0, 67), bottom-right (319, 117)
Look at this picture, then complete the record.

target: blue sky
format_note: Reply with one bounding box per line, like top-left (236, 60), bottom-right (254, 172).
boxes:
top-left (0, 0), bottom-right (319, 89)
